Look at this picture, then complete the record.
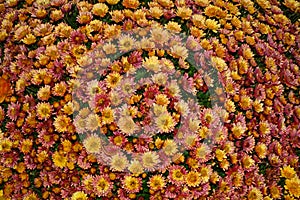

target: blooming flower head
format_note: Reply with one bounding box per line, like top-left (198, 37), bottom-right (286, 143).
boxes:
top-left (71, 191), bottom-right (88, 200)
top-left (83, 134), bottom-right (102, 154)
top-left (53, 115), bottom-right (72, 133)
top-left (117, 115), bottom-right (139, 135)
top-left (110, 153), bottom-right (129, 172)
top-left (128, 159), bottom-right (144, 175)
top-left (118, 34), bottom-right (136, 52)
top-left (143, 56), bottom-right (161, 72)
top-left (93, 175), bottom-right (112, 197)
top-left (101, 107), bottom-right (114, 125)
top-left (185, 170), bottom-right (201, 187)
top-left (168, 165), bottom-right (186, 185)
top-left (281, 166), bottom-right (296, 179)
top-left (122, 175), bottom-right (141, 193)
top-left (142, 151), bottom-right (160, 171)
top-left (52, 151), bottom-right (67, 168)
top-left (106, 72), bottom-right (122, 88)
top-left (155, 113), bottom-right (175, 133)
top-left (36, 102), bottom-right (52, 120)
top-left (247, 187), bottom-right (263, 200)
top-left (148, 175), bottom-right (165, 191)
top-left (285, 176), bottom-right (300, 198)
top-left (162, 139), bottom-right (178, 156)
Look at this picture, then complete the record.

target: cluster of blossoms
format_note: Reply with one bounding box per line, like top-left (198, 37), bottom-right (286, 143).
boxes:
top-left (0, 0), bottom-right (299, 199)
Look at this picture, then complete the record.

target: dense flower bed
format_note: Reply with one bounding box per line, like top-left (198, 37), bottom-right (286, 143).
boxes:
top-left (0, 0), bottom-right (299, 199)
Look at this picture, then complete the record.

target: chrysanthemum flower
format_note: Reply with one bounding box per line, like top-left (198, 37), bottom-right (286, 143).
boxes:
top-left (155, 94), bottom-right (170, 106)
top-left (71, 191), bottom-right (88, 200)
top-left (83, 134), bottom-right (102, 154)
top-left (37, 85), bottom-right (51, 101)
top-left (128, 159), bottom-right (144, 175)
top-left (118, 35), bottom-right (136, 52)
top-left (194, 143), bottom-right (211, 162)
top-left (122, 175), bottom-right (141, 193)
top-left (92, 3), bottom-right (108, 17)
top-left (205, 19), bottom-right (220, 33)
top-left (101, 107), bottom-right (114, 125)
top-left (148, 175), bottom-right (165, 191)
top-left (285, 176), bottom-right (300, 198)
top-left (53, 115), bottom-right (71, 133)
top-left (168, 165), bottom-right (186, 185)
top-left (117, 115), bottom-right (138, 135)
top-left (93, 175), bottom-right (112, 197)
top-left (247, 187), bottom-right (263, 200)
top-left (148, 6), bottom-right (164, 19)
top-left (110, 154), bottom-right (129, 172)
top-left (52, 151), bottom-right (68, 168)
top-left (20, 139), bottom-right (33, 154)
top-left (185, 171), bottom-right (201, 187)
top-left (122, 0), bottom-right (140, 9)
top-left (199, 166), bottom-right (211, 183)
top-left (176, 7), bottom-right (192, 20)
top-left (162, 139), bottom-right (178, 156)
top-left (142, 151), bottom-right (160, 171)
top-left (242, 155), bottom-right (255, 170)
top-left (36, 102), bottom-right (52, 120)
top-left (231, 122), bottom-right (247, 139)
top-left (155, 113), bottom-right (175, 133)
top-left (106, 72), bottom-right (122, 88)
top-left (165, 21), bottom-right (182, 33)
top-left (77, 11), bottom-right (93, 24)
top-left (23, 193), bottom-right (39, 200)
top-left (52, 81), bottom-right (67, 96)
top-left (170, 45), bottom-right (189, 60)
top-left (281, 166), bottom-right (296, 179)
top-left (7, 102), bottom-right (21, 121)
top-left (143, 56), bottom-right (161, 72)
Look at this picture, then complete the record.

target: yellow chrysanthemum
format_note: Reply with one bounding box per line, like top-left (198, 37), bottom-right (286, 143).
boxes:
top-left (205, 19), bottom-right (220, 32)
top-left (143, 56), bottom-right (161, 72)
top-left (285, 177), bottom-right (300, 198)
top-left (165, 21), bottom-right (182, 33)
top-left (36, 102), bottom-right (52, 120)
top-left (155, 113), bottom-right (175, 133)
top-left (92, 3), bottom-right (109, 17)
top-left (106, 72), bottom-right (122, 88)
top-left (162, 139), bottom-right (178, 156)
top-left (123, 176), bottom-right (141, 193)
top-left (52, 151), bottom-right (67, 168)
top-left (118, 35), bottom-right (135, 52)
top-left (94, 177), bottom-right (111, 196)
top-left (242, 155), bottom-right (255, 169)
top-left (128, 160), bottom-right (144, 175)
top-left (117, 116), bottom-right (138, 135)
top-left (86, 113), bottom-right (100, 131)
top-left (110, 154), bottom-right (129, 172)
top-left (20, 139), bottom-right (33, 154)
top-left (24, 193), bottom-right (39, 200)
top-left (155, 94), bottom-right (170, 106)
top-left (171, 169), bottom-right (185, 183)
top-left (142, 151), bottom-right (159, 170)
top-left (106, 0), bottom-right (121, 5)
top-left (149, 175), bottom-right (165, 191)
top-left (101, 107), bottom-right (114, 125)
top-left (176, 7), bottom-right (192, 20)
top-left (281, 166), bottom-right (296, 179)
top-left (53, 115), bottom-right (71, 133)
top-left (83, 134), bottom-right (102, 154)
top-left (185, 171), bottom-right (201, 187)
top-left (71, 191), bottom-right (88, 200)
top-left (215, 148), bottom-right (227, 162)
top-left (247, 187), bottom-right (263, 200)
